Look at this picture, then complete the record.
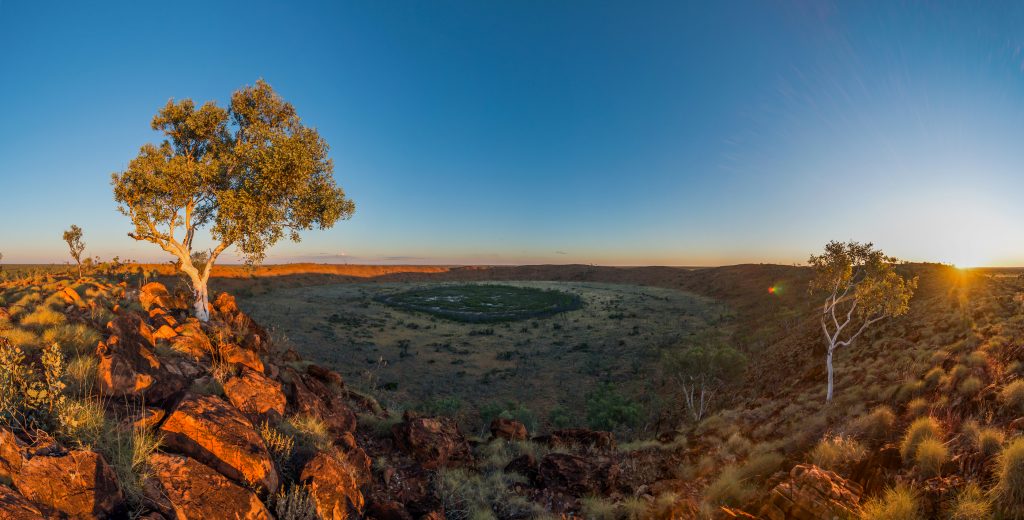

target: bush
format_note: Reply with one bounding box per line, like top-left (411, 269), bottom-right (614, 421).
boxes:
top-left (859, 484), bottom-right (920, 520)
top-left (992, 438), bottom-right (1024, 518)
top-left (259, 421), bottom-right (295, 472)
top-left (913, 438), bottom-right (947, 478)
top-left (1000, 380), bottom-right (1024, 413)
top-left (900, 416), bottom-right (942, 461)
top-left (57, 397), bottom-right (106, 448)
top-left (19, 304), bottom-right (65, 329)
top-left (585, 384), bottom-right (641, 431)
top-left (957, 375), bottom-right (983, 396)
top-left (267, 484), bottom-right (317, 520)
top-left (946, 482), bottom-right (991, 520)
top-left (809, 435), bottom-right (866, 472)
top-left (847, 406), bottom-right (895, 446)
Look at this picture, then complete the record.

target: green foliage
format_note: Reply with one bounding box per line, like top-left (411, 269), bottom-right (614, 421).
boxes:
top-left (913, 438), bottom-right (947, 478)
top-left (380, 284), bottom-right (582, 323)
top-left (946, 482), bottom-right (991, 520)
top-left (62, 225), bottom-right (86, 277)
top-left (809, 435), bottom-right (866, 472)
top-left (992, 438), bottom-right (1024, 518)
top-left (900, 416), bottom-right (943, 461)
top-left (585, 383), bottom-right (641, 431)
top-left (859, 484), bottom-right (921, 520)
top-left (0, 340), bottom-right (66, 429)
top-left (661, 337), bottom-right (746, 421)
top-left (1000, 380), bottom-right (1024, 413)
top-left (259, 421), bottom-right (295, 472)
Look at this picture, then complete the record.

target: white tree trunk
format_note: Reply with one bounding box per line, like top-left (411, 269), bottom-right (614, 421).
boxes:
top-left (192, 278), bottom-right (210, 322)
top-left (826, 347), bottom-right (835, 402)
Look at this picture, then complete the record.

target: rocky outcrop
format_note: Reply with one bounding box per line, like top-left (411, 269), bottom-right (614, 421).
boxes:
top-left (12, 450), bottom-right (123, 518)
top-left (490, 418), bottom-right (528, 441)
top-left (212, 293), bottom-right (269, 352)
top-left (145, 452), bottom-right (271, 520)
top-left (223, 367), bottom-right (287, 421)
top-left (537, 452), bottom-right (620, 496)
top-left (288, 369), bottom-right (358, 435)
top-left (159, 393), bottom-right (279, 492)
top-left (220, 342), bottom-right (265, 373)
top-left (391, 412), bottom-right (472, 469)
top-left (0, 427), bottom-right (25, 483)
top-left (95, 314), bottom-right (185, 402)
top-left (300, 449), bottom-right (366, 519)
top-left (758, 464), bottom-right (863, 520)
top-left (0, 485), bottom-right (44, 520)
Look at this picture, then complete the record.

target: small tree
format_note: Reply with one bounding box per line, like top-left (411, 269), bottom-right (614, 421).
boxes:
top-left (663, 340), bottom-right (746, 422)
top-left (62, 225), bottom-right (86, 278)
top-left (112, 80), bottom-right (354, 321)
top-left (809, 241), bottom-right (917, 402)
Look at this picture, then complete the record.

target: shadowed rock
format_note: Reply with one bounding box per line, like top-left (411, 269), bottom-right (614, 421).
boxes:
top-left (490, 418), bottom-right (528, 441)
top-left (537, 452), bottom-right (619, 496)
top-left (13, 450), bottom-right (123, 518)
top-left (223, 367), bottom-right (287, 421)
top-left (299, 448), bottom-right (366, 519)
top-left (0, 485), bottom-right (44, 520)
top-left (391, 412), bottom-right (472, 469)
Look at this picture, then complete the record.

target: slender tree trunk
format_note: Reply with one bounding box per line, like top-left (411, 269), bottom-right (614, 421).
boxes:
top-left (77, 261), bottom-right (82, 279)
top-left (826, 347), bottom-right (835, 402)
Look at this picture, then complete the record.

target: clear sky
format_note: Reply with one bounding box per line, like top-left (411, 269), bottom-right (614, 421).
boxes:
top-left (2, 1), bottom-right (1024, 267)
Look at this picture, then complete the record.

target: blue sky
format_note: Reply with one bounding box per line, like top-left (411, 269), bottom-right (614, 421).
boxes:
top-left (2, 1), bottom-right (1024, 266)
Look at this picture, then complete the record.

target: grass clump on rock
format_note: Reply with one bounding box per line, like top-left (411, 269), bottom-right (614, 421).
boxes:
top-left (913, 438), bottom-right (947, 478)
top-left (900, 416), bottom-right (942, 461)
top-left (859, 484), bottom-right (921, 520)
top-left (992, 438), bottom-right (1024, 519)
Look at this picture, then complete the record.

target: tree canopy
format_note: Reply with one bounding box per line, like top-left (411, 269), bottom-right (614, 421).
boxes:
top-left (112, 79), bottom-right (354, 319)
top-left (62, 225), bottom-right (85, 278)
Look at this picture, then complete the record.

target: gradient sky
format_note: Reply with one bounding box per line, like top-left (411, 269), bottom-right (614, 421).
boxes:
top-left (2, 1), bottom-right (1024, 266)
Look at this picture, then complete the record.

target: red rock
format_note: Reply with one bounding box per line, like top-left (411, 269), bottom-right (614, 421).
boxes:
top-left (300, 449), bottom-right (366, 519)
top-left (543, 428), bottom-right (616, 452)
top-left (537, 452), bottom-right (619, 496)
top-left (95, 317), bottom-right (185, 402)
top-left (307, 364), bottom-right (345, 387)
top-left (0, 485), bottom-right (44, 520)
top-left (153, 324), bottom-right (177, 341)
top-left (145, 453), bottom-right (271, 520)
top-left (489, 418), bottom-right (528, 441)
top-left (159, 394), bottom-right (279, 492)
top-left (758, 464), bottom-right (863, 520)
top-left (212, 293), bottom-right (269, 352)
top-left (391, 412), bottom-right (472, 469)
top-left (140, 282), bottom-right (187, 312)
top-left (223, 367), bottom-right (287, 421)
top-left (365, 501), bottom-right (413, 520)
top-left (288, 370), bottom-right (357, 435)
top-left (0, 427), bottom-right (25, 483)
top-left (220, 342), bottom-right (265, 373)
top-left (13, 450), bottom-right (123, 517)
top-left (130, 407), bottom-right (168, 430)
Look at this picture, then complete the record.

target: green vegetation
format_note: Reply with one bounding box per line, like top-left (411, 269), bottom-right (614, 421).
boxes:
top-left (900, 416), bottom-right (943, 461)
top-left (993, 438), bottom-right (1024, 519)
top-left (859, 485), bottom-right (920, 520)
top-left (946, 483), bottom-right (991, 520)
top-left (379, 284), bottom-right (582, 323)
top-left (913, 438), bottom-right (947, 477)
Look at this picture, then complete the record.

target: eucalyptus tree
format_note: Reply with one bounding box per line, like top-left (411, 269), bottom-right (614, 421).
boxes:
top-left (809, 241), bottom-right (917, 402)
top-left (62, 225), bottom-right (86, 278)
top-left (112, 80), bottom-right (354, 321)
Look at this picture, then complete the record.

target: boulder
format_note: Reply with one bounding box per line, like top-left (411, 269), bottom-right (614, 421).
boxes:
top-left (59, 287), bottom-right (86, 309)
top-left (537, 452), bottom-right (619, 496)
top-left (95, 315), bottom-right (185, 402)
top-left (170, 319), bottom-right (214, 359)
top-left (490, 418), bottom-right (528, 441)
top-left (307, 364), bottom-right (345, 387)
top-left (0, 427), bottom-right (25, 483)
top-left (220, 342), bottom-right (265, 373)
top-left (140, 282), bottom-right (186, 312)
top-left (391, 412), bottom-right (472, 469)
top-left (365, 500), bottom-right (413, 520)
top-left (0, 485), bottom-right (44, 520)
top-left (758, 464), bottom-right (863, 520)
top-left (13, 450), bottom-right (123, 518)
top-left (145, 452), bottom-right (271, 520)
top-left (504, 454), bottom-right (538, 482)
top-left (212, 293), bottom-right (269, 352)
top-left (223, 367), bottom-right (287, 421)
top-left (299, 449), bottom-right (366, 519)
top-left (848, 445), bottom-right (901, 495)
top-left (159, 394), bottom-right (279, 492)
top-left (288, 370), bottom-right (357, 435)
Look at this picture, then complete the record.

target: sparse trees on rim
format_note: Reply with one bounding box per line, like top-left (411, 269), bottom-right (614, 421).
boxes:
top-left (809, 241), bottom-right (917, 402)
top-left (663, 339), bottom-right (746, 422)
top-left (112, 80), bottom-right (355, 321)
top-left (62, 225), bottom-right (86, 278)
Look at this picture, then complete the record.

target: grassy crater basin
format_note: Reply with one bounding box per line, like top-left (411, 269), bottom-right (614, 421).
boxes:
top-left (377, 283), bottom-right (582, 322)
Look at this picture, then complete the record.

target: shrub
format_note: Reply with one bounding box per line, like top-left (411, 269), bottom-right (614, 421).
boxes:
top-left (64, 355), bottom-right (98, 398)
top-left (900, 416), bottom-right (942, 461)
top-left (992, 438), bottom-right (1024, 518)
top-left (57, 398), bottom-right (106, 448)
top-left (913, 438), bottom-right (947, 478)
top-left (267, 484), bottom-right (317, 520)
top-left (859, 484), bottom-right (920, 520)
top-left (259, 421), bottom-right (295, 472)
top-left (946, 482), bottom-right (991, 520)
top-left (809, 435), bottom-right (866, 472)
top-left (905, 398), bottom-right (929, 418)
top-left (585, 384), bottom-right (641, 431)
top-left (1000, 380), bottom-right (1024, 413)
top-left (0, 341), bottom-right (66, 429)
top-left (738, 451), bottom-right (784, 481)
top-left (580, 496), bottom-right (620, 520)
top-left (847, 406), bottom-right (895, 446)
top-left (957, 375), bottom-right (983, 397)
